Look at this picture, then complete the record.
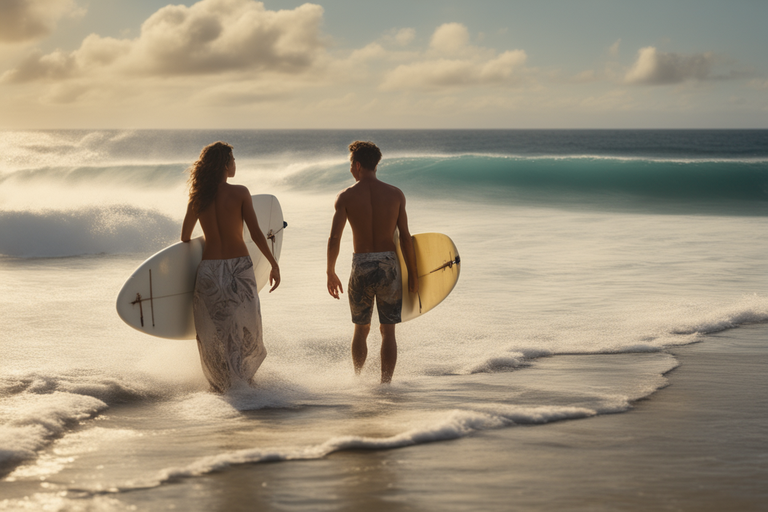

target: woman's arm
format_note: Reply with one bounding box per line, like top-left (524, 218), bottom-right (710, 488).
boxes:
top-left (181, 201), bottom-right (197, 242)
top-left (242, 190), bottom-right (281, 292)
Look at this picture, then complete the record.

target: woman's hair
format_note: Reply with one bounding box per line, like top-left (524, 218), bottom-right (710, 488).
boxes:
top-left (187, 141), bottom-right (233, 214)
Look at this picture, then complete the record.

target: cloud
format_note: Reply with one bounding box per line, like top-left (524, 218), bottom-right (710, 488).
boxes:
top-left (0, 0), bottom-right (84, 44)
top-left (625, 46), bottom-right (715, 85)
top-left (383, 59), bottom-right (475, 89)
top-left (395, 28), bottom-right (415, 47)
top-left (429, 22), bottom-right (469, 54)
top-left (2, 0), bottom-right (325, 82)
top-left (381, 23), bottom-right (528, 91)
top-left (347, 43), bottom-right (388, 64)
top-left (133, 0), bottom-right (325, 75)
top-left (3, 49), bottom-right (77, 81)
top-left (484, 50), bottom-right (527, 77)
top-left (375, 27), bottom-right (416, 50)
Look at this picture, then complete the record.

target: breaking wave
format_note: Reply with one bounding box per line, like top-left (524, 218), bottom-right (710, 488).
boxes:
top-left (0, 206), bottom-right (178, 257)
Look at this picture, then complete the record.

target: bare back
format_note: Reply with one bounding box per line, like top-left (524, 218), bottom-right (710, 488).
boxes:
top-left (189, 183), bottom-right (250, 260)
top-left (340, 179), bottom-right (403, 253)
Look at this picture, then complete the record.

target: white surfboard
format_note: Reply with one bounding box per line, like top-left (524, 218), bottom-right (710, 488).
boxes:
top-left (394, 231), bottom-right (460, 322)
top-left (116, 194), bottom-right (286, 340)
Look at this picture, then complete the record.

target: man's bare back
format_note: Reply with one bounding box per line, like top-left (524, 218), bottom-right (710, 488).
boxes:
top-left (337, 179), bottom-right (404, 254)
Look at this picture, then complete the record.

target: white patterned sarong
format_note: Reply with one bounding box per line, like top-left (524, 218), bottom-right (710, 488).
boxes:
top-left (193, 256), bottom-right (266, 392)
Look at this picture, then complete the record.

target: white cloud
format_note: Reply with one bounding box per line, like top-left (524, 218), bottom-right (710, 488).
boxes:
top-left (347, 43), bottom-right (387, 65)
top-left (2, 0), bottom-right (325, 83)
top-left (383, 59), bottom-right (475, 89)
top-left (429, 22), bottom-right (469, 54)
top-left (133, 0), bottom-right (325, 75)
top-left (480, 50), bottom-right (527, 81)
top-left (381, 23), bottom-right (528, 91)
top-left (0, 0), bottom-right (84, 43)
top-left (625, 46), bottom-right (714, 85)
top-left (395, 28), bottom-right (415, 47)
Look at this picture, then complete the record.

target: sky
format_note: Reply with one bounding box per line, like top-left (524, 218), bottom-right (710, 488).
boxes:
top-left (0, 0), bottom-right (767, 129)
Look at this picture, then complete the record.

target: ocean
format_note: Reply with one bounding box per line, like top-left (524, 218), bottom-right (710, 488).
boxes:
top-left (1, 129), bottom-right (767, 510)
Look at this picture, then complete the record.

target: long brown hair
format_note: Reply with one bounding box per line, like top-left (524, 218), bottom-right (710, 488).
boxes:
top-left (187, 141), bottom-right (233, 214)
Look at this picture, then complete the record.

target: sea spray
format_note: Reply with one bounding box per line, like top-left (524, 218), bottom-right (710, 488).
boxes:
top-left (0, 206), bottom-right (178, 257)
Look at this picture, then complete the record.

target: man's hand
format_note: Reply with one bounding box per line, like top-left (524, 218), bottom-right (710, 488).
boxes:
top-left (408, 273), bottom-right (419, 295)
top-left (327, 272), bottom-right (344, 299)
top-left (269, 265), bottom-right (281, 292)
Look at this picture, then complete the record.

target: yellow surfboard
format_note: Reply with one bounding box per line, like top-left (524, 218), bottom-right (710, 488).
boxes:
top-left (394, 231), bottom-right (461, 322)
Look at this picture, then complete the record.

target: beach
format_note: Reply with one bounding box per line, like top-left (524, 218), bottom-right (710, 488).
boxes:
top-left (1, 1), bottom-right (767, 510)
top-left (17, 325), bottom-right (760, 512)
top-left (1, 129), bottom-right (766, 511)
top-left (110, 325), bottom-right (768, 512)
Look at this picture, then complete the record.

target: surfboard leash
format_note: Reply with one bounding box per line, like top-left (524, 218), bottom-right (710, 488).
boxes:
top-left (420, 254), bottom-right (461, 277)
top-left (266, 221), bottom-right (288, 255)
top-left (412, 254), bottom-right (460, 313)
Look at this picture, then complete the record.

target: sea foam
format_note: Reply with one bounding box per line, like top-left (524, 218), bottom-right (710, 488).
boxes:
top-left (0, 392), bottom-right (107, 471)
top-left (87, 405), bottom-right (602, 493)
top-left (0, 372), bottom-right (157, 474)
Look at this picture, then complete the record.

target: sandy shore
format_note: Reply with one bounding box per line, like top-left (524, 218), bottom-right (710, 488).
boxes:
top-left (110, 324), bottom-right (768, 511)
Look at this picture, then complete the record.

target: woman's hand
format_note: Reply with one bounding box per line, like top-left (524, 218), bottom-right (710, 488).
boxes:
top-left (269, 264), bottom-right (281, 292)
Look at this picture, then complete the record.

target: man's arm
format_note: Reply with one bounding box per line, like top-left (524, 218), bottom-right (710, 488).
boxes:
top-left (396, 193), bottom-right (419, 294)
top-left (327, 193), bottom-right (347, 299)
top-left (242, 188), bottom-right (281, 292)
top-left (181, 202), bottom-right (197, 242)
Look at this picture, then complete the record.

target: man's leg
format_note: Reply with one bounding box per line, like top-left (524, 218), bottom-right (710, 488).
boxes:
top-left (352, 323), bottom-right (370, 374)
top-left (380, 323), bottom-right (397, 383)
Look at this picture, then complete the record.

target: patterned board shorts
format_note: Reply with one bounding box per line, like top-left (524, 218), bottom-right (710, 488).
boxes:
top-left (348, 251), bottom-right (403, 325)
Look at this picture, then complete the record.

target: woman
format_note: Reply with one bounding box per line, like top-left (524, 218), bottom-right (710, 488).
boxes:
top-left (181, 141), bottom-right (280, 392)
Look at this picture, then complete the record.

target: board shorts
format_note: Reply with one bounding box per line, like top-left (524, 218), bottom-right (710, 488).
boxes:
top-left (348, 251), bottom-right (402, 325)
top-left (193, 256), bottom-right (266, 392)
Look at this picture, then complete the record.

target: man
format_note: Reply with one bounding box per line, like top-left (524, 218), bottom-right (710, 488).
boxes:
top-left (326, 141), bottom-right (418, 383)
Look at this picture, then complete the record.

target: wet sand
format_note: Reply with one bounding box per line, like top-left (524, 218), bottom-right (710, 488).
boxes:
top-left (112, 324), bottom-right (768, 512)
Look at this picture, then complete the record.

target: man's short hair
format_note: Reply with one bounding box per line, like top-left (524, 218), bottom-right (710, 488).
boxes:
top-left (349, 141), bottom-right (382, 171)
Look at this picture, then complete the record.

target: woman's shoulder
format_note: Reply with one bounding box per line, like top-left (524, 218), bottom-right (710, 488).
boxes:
top-left (222, 183), bottom-right (251, 198)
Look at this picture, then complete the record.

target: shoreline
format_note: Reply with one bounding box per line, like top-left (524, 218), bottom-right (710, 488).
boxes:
top-left (101, 324), bottom-right (768, 511)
